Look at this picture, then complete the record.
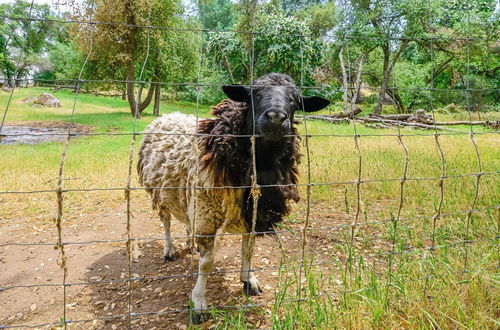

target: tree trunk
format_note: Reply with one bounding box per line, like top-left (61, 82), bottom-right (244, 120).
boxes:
top-left (121, 84), bottom-right (126, 100)
top-left (138, 84), bottom-right (155, 113)
top-left (126, 74), bottom-right (155, 117)
top-left (426, 55), bottom-right (454, 85)
top-left (392, 90), bottom-right (404, 113)
top-left (138, 84), bottom-right (143, 104)
top-left (374, 43), bottom-right (390, 116)
top-left (351, 54), bottom-right (365, 111)
top-left (15, 70), bottom-right (23, 87)
top-left (385, 88), bottom-right (404, 113)
top-left (218, 44), bottom-right (235, 83)
top-left (339, 48), bottom-right (349, 113)
top-left (153, 83), bottom-right (161, 116)
top-left (374, 39), bottom-right (408, 115)
top-left (124, 0), bottom-right (140, 117)
top-left (126, 62), bottom-right (139, 117)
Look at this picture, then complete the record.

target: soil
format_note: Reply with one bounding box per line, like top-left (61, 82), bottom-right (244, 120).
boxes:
top-left (0, 121), bottom-right (92, 144)
top-left (0, 197), bottom-right (392, 329)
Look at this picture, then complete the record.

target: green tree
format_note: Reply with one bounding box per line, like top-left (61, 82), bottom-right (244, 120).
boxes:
top-left (71, 0), bottom-right (200, 117)
top-left (254, 12), bottom-right (324, 84)
top-left (0, 0), bottom-right (61, 87)
top-left (294, 1), bottom-right (336, 37)
top-left (199, 0), bottom-right (238, 30)
top-left (280, 0), bottom-right (325, 14)
top-left (335, 0), bottom-right (435, 114)
top-left (34, 41), bottom-right (82, 84)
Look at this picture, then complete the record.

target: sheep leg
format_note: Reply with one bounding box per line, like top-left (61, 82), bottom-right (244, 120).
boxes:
top-left (190, 236), bottom-right (215, 324)
top-left (159, 209), bottom-right (176, 262)
top-left (186, 226), bottom-right (199, 252)
top-left (241, 235), bottom-right (262, 296)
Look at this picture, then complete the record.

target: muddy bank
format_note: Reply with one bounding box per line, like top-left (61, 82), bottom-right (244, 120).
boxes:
top-left (0, 121), bottom-right (92, 144)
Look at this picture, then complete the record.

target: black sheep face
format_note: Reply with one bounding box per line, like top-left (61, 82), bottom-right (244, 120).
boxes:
top-left (222, 73), bottom-right (330, 140)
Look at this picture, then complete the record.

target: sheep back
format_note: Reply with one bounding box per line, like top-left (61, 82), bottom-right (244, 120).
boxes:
top-left (137, 112), bottom-right (246, 234)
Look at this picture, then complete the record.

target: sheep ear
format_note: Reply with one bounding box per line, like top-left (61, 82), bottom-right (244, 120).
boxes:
top-left (222, 85), bottom-right (249, 102)
top-left (300, 96), bottom-right (330, 112)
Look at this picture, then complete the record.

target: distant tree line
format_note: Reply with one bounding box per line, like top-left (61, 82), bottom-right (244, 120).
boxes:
top-left (0, 0), bottom-right (498, 117)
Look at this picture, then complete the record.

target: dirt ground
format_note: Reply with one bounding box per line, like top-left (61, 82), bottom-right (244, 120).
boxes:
top-left (0, 195), bottom-right (392, 329)
top-left (0, 121), bottom-right (92, 144)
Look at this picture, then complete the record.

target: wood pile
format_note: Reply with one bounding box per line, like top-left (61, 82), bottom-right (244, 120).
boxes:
top-left (306, 108), bottom-right (499, 132)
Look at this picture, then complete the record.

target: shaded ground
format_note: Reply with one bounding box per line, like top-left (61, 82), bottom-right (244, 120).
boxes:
top-left (0, 121), bottom-right (92, 144)
top-left (0, 197), bottom-right (394, 329)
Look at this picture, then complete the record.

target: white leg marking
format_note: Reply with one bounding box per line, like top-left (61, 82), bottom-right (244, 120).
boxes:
top-left (160, 210), bottom-right (176, 262)
top-left (191, 238), bottom-right (215, 315)
top-left (241, 235), bottom-right (262, 296)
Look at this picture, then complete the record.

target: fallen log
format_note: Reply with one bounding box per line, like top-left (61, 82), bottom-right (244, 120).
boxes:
top-left (305, 115), bottom-right (350, 123)
top-left (434, 121), bottom-right (499, 126)
top-left (372, 114), bottom-right (412, 121)
top-left (304, 115), bottom-right (498, 132)
top-left (332, 107), bottom-right (362, 119)
top-left (358, 117), bottom-right (463, 132)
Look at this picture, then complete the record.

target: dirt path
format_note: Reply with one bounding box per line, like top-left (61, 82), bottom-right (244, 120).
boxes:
top-left (1, 199), bottom-right (391, 329)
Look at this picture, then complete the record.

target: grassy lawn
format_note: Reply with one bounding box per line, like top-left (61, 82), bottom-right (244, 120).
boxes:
top-left (1, 87), bottom-right (499, 328)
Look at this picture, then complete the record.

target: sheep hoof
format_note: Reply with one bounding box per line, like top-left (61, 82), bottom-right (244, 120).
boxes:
top-left (243, 281), bottom-right (263, 296)
top-left (162, 254), bottom-right (176, 262)
top-left (190, 310), bottom-right (209, 324)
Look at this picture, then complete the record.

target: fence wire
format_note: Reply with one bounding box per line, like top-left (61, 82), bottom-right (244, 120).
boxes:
top-left (0, 0), bottom-right (499, 329)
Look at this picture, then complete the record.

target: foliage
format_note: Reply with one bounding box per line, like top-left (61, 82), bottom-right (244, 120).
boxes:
top-left (199, 0), bottom-right (238, 30)
top-left (34, 41), bottom-right (82, 82)
top-left (0, 0), bottom-right (62, 86)
top-left (206, 10), bottom-right (325, 86)
top-left (67, 0), bottom-right (201, 115)
top-left (294, 1), bottom-right (336, 37)
top-left (254, 13), bottom-right (323, 84)
top-left (0, 0), bottom-right (496, 113)
top-left (205, 31), bottom-right (249, 84)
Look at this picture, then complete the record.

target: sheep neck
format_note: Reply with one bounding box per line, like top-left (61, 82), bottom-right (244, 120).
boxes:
top-left (199, 99), bottom-right (300, 233)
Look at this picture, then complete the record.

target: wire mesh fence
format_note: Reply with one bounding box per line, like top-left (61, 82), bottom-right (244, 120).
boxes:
top-left (0, 0), bottom-right (499, 328)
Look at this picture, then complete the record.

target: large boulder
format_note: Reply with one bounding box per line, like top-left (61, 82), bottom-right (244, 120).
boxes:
top-left (33, 93), bottom-right (61, 107)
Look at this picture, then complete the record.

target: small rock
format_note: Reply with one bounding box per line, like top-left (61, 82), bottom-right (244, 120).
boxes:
top-left (30, 304), bottom-right (37, 312)
top-left (66, 302), bottom-right (76, 309)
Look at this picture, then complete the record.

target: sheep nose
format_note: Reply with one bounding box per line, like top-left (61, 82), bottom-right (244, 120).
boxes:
top-left (267, 111), bottom-right (287, 124)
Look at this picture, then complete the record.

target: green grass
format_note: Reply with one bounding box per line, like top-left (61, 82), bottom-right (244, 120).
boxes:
top-left (0, 87), bottom-right (499, 328)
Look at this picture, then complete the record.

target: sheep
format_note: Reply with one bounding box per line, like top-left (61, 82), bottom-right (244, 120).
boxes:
top-left (137, 73), bottom-right (330, 323)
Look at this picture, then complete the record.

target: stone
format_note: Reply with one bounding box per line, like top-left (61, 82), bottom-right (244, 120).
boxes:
top-left (33, 93), bottom-right (61, 107)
